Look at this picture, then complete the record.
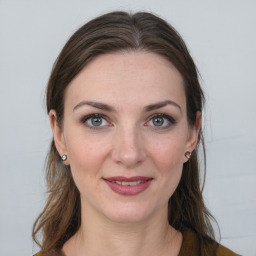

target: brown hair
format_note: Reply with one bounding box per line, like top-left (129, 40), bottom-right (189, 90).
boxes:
top-left (33, 11), bottom-right (217, 255)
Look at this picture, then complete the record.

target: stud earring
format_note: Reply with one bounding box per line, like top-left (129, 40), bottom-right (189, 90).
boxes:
top-left (61, 155), bottom-right (67, 161)
top-left (185, 151), bottom-right (192, 160)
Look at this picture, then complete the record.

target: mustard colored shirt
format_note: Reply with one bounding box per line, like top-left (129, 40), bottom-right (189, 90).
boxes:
top-left (33, 229), bottom-right (241, 256)
top-left (179, 229), bottom-right (241, 256)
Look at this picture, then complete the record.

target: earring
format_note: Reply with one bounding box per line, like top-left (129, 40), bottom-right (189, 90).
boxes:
top-left (185, 151), bottom-right (191, 160)
top-left (61, 155), bottom-right (67, 161)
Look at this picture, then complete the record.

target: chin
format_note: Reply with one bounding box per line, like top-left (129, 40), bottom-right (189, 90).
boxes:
top-left (102, 201), bottom-right (159, 224)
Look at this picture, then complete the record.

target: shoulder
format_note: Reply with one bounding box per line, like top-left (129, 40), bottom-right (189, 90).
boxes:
top-left (33, 250), bottom-right (64, 256)
top-left (180, 229), bottom-right (241, 256)
top-left (216, 244), bottom-right (241, 256)
top-left (33, 253), bottom-right (42, 256)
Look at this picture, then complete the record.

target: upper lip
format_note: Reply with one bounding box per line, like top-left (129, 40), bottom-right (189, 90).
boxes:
top-left (104, 176), bottom-right (153, 182)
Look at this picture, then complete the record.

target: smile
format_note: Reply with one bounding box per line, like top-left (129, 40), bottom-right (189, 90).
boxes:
top-left (111, 180), bottom-right (146, 186)
top-left (103, 176), bottom-right (153, 196)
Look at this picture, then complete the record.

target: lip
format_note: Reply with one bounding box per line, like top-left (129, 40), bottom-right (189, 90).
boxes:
top-left (103, 176), bottom-right (153, 196)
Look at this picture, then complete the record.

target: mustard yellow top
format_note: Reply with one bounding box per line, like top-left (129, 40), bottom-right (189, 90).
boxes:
top-left (179, 229), bottom-right (241, 256)
top-left (33, 229), bottom-right (241, 256)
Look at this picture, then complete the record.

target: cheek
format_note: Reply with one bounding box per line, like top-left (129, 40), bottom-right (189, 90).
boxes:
top-left (150, 137), bottom-right (186, 170)
top-left (65, 131), bottom-right (110, 177)
top-left (64, 135), bottom-right (110, 201)
top-left (157, 142), bottom-right (184, 186)
top-left (148, 137), bottom-right (185, 196)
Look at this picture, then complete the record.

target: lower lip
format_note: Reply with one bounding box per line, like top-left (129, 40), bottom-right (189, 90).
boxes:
top-left (104, 179), bottom-right (152, 196)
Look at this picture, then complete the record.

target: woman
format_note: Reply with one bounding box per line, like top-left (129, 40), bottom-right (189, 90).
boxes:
top-left (33, 11), bottom-right (240, 256)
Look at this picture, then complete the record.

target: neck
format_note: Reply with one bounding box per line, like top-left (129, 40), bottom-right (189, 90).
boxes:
top-left (62, 204), bottom-right (182, 256)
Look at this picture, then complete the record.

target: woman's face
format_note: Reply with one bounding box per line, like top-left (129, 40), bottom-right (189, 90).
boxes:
top-left (51, 52), bottom-right (200, 223)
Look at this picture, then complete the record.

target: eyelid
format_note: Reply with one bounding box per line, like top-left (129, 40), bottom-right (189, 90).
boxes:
top-left (80, 113), bottom-right (112, 129)
top-left (80, 113), bottom-right (105, 122)
top-left (145, 113), bottom-right (176, 128)
top-left (79, 113), bottom-right (176, 130)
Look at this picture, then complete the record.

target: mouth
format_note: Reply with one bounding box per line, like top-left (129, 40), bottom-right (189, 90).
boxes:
top-left (111, 180), bottom-right (147, 186)
top-left (103, 176), bottom-right (153, 195)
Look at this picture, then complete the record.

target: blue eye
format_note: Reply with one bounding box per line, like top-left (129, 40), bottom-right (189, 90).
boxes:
top-left (81, 114), bottom-right (109, 128)
top-left (90, 116), bottom-right (103, 126)
top-left (147, 114), bottom-right (176, 128)
top-left (152, 116), bottom-right (165, 126)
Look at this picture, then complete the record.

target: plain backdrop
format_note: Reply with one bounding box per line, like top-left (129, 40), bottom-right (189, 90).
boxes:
top-left (0, 0), bottom-right (255, 255)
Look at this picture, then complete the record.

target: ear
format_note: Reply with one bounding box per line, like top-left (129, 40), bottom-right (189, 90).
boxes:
top-left (184, 111), bottom-right (201, 162)
top-left (49, 110), bottom-right (69, 165)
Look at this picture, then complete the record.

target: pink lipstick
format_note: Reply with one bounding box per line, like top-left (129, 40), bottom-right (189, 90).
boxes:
top-left (104, 176), bottom-right (153, 196)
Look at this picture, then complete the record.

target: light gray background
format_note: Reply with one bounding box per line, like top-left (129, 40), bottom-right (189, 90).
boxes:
top-left (0, 0), bottom-right (255, 255)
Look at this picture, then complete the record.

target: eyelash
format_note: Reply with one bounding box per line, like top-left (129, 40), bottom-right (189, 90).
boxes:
top-left (146, 113), bottom-right (176, 129)
top-left (80, 113), bottom-right (110, 130)
top-left (80, 113), bottom-right (176, 130)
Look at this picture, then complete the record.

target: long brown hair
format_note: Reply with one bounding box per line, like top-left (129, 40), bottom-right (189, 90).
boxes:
top-left (33, 11), bottom-right (217, 255)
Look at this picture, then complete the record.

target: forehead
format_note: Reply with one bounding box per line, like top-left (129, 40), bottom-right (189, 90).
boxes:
top-left (65, 52), bottom-right (186, 110)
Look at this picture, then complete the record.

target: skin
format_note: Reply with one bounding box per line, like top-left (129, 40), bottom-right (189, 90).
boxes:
top-left (50, 52), bottom-right (201, 256)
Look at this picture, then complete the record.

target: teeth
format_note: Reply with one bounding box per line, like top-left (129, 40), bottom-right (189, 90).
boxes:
top-left (114, 180), bottom-right (143, 186)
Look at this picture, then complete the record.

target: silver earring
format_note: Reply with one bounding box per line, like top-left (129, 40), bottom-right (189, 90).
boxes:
top-left (61, 155), bottom-right (67, 161)
top-left (185, 151), bottom-right (191, 160)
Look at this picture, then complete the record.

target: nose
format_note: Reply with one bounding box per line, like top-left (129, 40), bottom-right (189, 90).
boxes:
top-left (111, 125), bottom-right (146, 168)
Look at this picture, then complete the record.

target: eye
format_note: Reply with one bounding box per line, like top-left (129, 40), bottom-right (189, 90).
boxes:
top-left (146, 114), bottom-right (176, 129)
top-left (81, 114), bottom-right (111, 129)
top-left (152, 116), bottom-right (165, 126)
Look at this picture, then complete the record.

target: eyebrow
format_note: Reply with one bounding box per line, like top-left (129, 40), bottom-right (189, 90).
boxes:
top-left (73, 100), bottom-right (181, 112)
top-left (144, 100), bottom-right (181, 112)
top-left (73, 101), bottom-right (115, 112)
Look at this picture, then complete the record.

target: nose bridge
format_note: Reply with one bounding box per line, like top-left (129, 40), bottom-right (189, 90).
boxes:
top-left (111, 122), bottom-right (146, 167)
